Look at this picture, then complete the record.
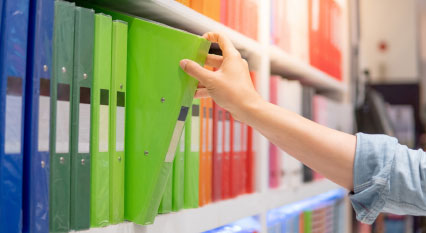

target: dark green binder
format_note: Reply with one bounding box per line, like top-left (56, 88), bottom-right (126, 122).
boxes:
top-left (83, 8), bottom-right (211, 224)
top-left (50, 1), bottom-right (75, 232)
top-left (172, 130), bottom-right (185, 212)
top-left (109, 20), bottom-right (128, 224)
top-left (70, 6), bottom-right (94, 230)
top-left (90, 13), bottom-right (112, 227)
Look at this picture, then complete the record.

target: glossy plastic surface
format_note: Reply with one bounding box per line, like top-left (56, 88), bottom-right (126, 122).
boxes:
top-left (88, 9), bottom-right (211, 224)
top-left (23, 0), bottom-right (53, 232)
top-left (109, 20), bottom-right (128, 224)
top-left (50, 1), bottom-right (75, 232)
top-left (184, 98), bottom-right (200, 208)
top-left (0, 0), bottom-right (30, 232)
top-left (90, 13), bottom-right (112, 228)
top-left (158, 169), bottom-right (173, 214)
top-left (70, 6), bottom-right (94, 231)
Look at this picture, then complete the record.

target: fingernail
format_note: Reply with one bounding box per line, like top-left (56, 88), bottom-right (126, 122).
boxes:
top-left (180, 59), bottom-right (188, 70)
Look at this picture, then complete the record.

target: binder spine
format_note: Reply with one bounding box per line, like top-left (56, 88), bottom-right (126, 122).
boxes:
top-left (70, 7), bottom-right (94, 231)
top-left (0, 0), bottom-right (30, 232)
top-left (50, 1), bottom-right (75, 232)
top-left (23, 0), bottom-right (53, 231)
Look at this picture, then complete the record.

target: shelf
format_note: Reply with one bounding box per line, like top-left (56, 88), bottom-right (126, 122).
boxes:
top-left (269, 45), bottom-right (347, 95)
top-left (90, 0), bottom-right (262, 61)
top-left (77, 179), bottom-right (342, 233)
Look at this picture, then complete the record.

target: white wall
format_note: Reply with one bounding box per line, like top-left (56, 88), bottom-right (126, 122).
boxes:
top-left (359, 0), bottom-right (419, 83)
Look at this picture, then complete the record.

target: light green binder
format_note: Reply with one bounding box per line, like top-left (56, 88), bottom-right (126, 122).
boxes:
top-left (158, 170), bottom-right (173, 214)
top-left (184, 98), bottom-right (200, 208)
top-left (70, 6), bottom-right (94, 231)
top-left (50, 1), bottom-right (75, 232)
top-left (109, 20), bottom-right (128, 224)
top-left (172, 131), bottom-right (185, 212)
top-left (82, 8), bottom-right (211, 224)
top-left (90, 13), bottom-right (112, 228)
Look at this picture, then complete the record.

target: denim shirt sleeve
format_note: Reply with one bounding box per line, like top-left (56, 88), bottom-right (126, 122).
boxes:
top-left (350, 133), bottom-right (426, 224)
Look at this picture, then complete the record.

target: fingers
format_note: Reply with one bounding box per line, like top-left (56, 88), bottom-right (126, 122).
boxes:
top-left (194, 88), bottom-right (210, 98)
top-left (205, 54), bottom-right (223, 68)
top-left (203, 32), bottom-right (240, 58)
top-left (180, 59), bottom-right (215, 84)
top-left (197, 82), bottom-right (206, 88)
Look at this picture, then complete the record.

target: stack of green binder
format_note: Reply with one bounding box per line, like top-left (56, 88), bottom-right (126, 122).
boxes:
top-left (172, 130), bottom-right (186, 211)
top-left (84, 8), bottom-right (211, 225)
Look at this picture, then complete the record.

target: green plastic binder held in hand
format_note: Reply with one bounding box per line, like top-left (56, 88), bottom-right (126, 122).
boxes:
top-left (109, 20), bottom-right (128, 224)
top-left (158, 169), bottom-right (173, 214)
top-left (50, 1), bottom-right (75, 232)
top-left (70, 6), bottom-right (94, 231)
top-left (184, 98), bottom-right (200, 208)
top-left (90, 13), bottom-right (112, 228)
top-left (172, 129), bottom-right (185, 212)
top-left (85, 8), bottom-right (211, 224)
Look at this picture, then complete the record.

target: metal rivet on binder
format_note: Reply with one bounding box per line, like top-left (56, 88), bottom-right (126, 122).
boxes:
top-left (120, 84), bottom-right (123, 90)
top-left (41, 161), bottom-right (45, 168)
top-left (43, 65), bottom-right (48, 72)
top-left (60, 157), bottom-right (65, 164)
top-left (83, 73), bottom-right (88, 79)
top-left (144, 151), bottom-right (149, 156)
top-left (161, 97), bottom-right (165, 103)
top-left (118, 156), bottom-right (122, 162)
top-left (81, 159), bottom-right (85, 165)
top-left (62, 67), bottom-right (66, 73)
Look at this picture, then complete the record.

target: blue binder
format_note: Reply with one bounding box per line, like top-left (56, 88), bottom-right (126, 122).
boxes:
top-left (23, 0), bottom-right (54, 232)
top-left (0, 0), bottom-right (30, 232)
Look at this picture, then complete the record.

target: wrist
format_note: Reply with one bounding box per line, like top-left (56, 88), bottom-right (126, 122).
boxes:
top-left (233, 94), bottom-right (266, 125)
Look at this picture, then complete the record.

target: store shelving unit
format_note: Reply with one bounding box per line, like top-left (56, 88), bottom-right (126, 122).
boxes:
top-left (78, 0), bottom-right (351, 232)
top-left (79, 180), bottom-right (342, 233)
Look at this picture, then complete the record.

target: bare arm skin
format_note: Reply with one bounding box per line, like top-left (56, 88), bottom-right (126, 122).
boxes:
top-left (180, 32), bottom-right (356, 190)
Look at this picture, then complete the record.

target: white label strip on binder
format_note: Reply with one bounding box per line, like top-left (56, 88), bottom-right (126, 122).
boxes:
top-left (165, 106), bottom-right (189, 163)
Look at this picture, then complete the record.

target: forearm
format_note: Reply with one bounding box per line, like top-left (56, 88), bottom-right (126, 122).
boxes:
top-left (239, 99), bottom-right (356, 190)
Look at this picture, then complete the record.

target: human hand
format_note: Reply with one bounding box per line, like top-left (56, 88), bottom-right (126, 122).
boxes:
top-left (180, 32), bottom-right (263, 122)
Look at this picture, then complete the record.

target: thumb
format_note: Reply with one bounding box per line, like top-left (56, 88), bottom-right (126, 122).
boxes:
top-left (180, 59), bottom-right (214, 85)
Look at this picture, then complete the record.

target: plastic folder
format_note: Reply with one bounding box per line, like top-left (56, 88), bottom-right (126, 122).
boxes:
top-left (85, 8), bottom-right (211, 224)
top-left (184, 98), bottom-right (200, 208)
top-left (0, 0), bottom-right (30, 232)
top-left (245, 72), bottom-right (256, 194)
top-left (69, 6), bottom-right (94, 231)
top-left (172, 130), bottom-right (185, 212)
top-left (90, 13), bottom-right (112, 228)
top-left (230, 116), bottom-right (242, 198)
top-left (23, 0), bottom-right (53, 232)
top-left (212, 102), bottom-right (224, 201)
top-left (158, 170), bottom-right (172, 214)
top-left (205, 98), bottom-right (213, 203)
top-left (109, 20), bottom-right (128, 224)
top-left (198, 98), bottom-right (207, 206)
top-left (50, 1), bottom-right (75, 232)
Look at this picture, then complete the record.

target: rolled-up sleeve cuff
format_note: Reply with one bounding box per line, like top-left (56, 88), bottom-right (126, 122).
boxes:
top-left (349, 133), bottom-right (398, 224)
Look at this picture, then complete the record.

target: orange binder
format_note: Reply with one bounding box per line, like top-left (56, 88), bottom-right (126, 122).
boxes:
top-left (203, 0), bottom-right (220, 21)
top-left (190, 0), bottom-right (203, 13)
top-left (198, 98), bottom-right (207, 206)
top-left (205, 98), bottom-right (213, 204)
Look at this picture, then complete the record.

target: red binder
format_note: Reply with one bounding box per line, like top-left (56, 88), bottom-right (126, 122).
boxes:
top-left (212, 102), bottom-right (224, 201)
top-left (230, 116), bottom-right (242, 198)
top-left (221, 111), bottom-right (231, 199)
top-left (240, 121), bottom-right (248, 195)
top-left (220, 0), bottom-right (228, 26)
top-left (206, 98), bottom-right (213, 203)
top-left (309, 0), bottom-right (321, 70)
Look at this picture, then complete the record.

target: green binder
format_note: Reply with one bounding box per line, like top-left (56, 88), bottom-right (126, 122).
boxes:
top-left (184, 99), bottom-right (200, 208)
top-left (70, 6), bottom-right (94, 230)
top-left (158, 171), bottom-right (172, 214)
top-left (172, 130), bottom-right (185, 212)
top-left (90, 13), bottom-right (112, 228)
top-left (109, 20), bottom-right (128, 224)
top-left (81, 8), bottom-right (211, 224)
top-left (304, 210), bottom-right (312, 233)
top-left (50, 1), bottom-right (75, 232)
